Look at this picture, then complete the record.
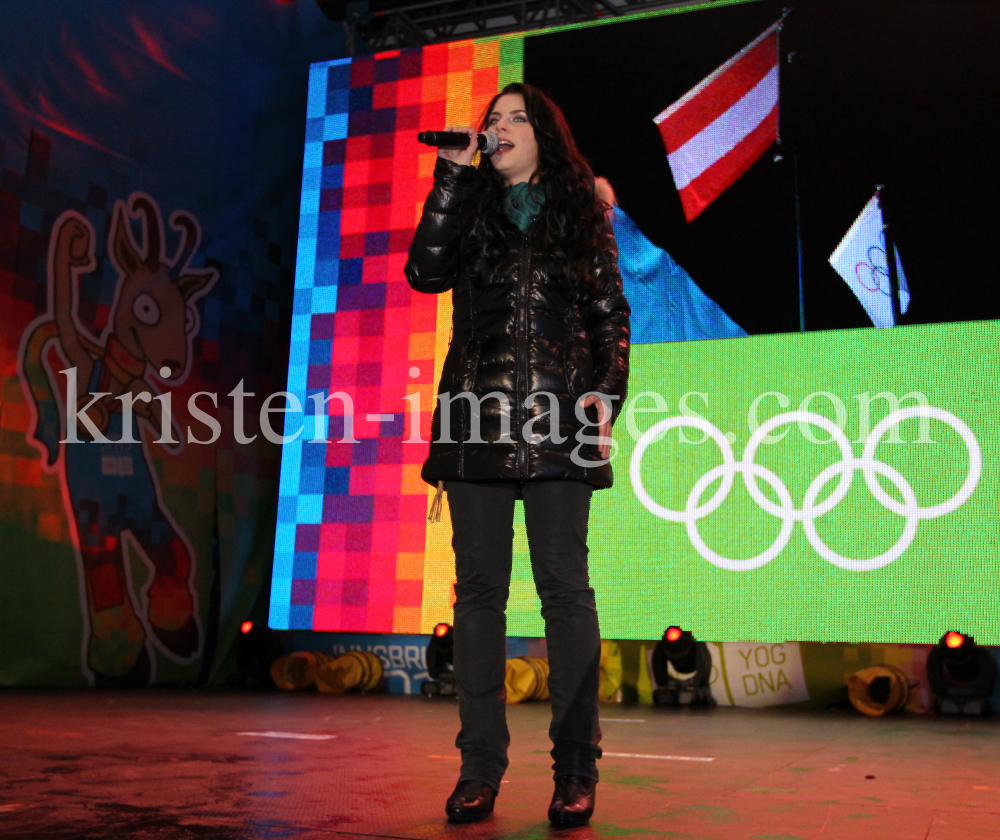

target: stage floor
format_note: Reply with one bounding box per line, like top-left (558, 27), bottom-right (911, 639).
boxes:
top-left (1, 690), bottom-right (999, 839)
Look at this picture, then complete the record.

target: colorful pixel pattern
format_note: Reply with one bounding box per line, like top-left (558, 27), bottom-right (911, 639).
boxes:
top-left (271, 37), bottom-right (523, 633)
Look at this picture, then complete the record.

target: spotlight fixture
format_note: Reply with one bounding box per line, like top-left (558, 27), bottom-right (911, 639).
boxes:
top-left (421, 622), bottom-right (457, 697)
top-left (234, 620), bottom-right (285, 689)
top-left (927, 631), bottom-right (997, 715)
top-left (651, 626), bottom-right (714, 707)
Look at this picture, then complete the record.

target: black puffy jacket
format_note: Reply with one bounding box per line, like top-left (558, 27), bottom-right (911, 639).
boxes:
top-left (404, 157), bottom-right (630, 488)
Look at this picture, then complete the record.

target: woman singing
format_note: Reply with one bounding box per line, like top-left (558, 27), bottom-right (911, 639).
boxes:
top-left (404, 83), bottom-right (630, 827)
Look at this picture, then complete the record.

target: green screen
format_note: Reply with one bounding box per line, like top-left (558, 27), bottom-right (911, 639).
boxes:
top-left (508, 320), bottom-right (999, 644)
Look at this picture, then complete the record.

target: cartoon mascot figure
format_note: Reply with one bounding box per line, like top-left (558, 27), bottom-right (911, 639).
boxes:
top-left (19, 193), bottom-right (218, 685)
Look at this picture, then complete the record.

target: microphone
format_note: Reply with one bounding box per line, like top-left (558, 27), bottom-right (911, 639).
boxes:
top-left (417, 130), bottom-right (500, 156)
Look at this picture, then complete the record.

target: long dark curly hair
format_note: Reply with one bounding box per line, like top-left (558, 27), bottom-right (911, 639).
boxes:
top-left (463, 83), bottom-right (609, 287)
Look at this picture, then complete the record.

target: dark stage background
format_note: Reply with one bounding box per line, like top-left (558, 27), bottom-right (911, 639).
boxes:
top-left (524, 0), bottom-right (1000, 335)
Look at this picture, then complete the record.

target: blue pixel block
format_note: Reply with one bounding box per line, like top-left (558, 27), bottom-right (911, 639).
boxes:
top-left (313, 259), bottom-right (338, 287)
top-left (296, 494), bottom-right (325, 524)
top-left (288, 604), bottom-right (314, 630)
top-left (272, 551), bottom-right (295, 579)
top-left (311, 286), bottom-right (338, 314)
top-left (307, 65), bottom-right (330, 118)
top-left (293, 551), bottom-right (319, 579)
top-left (303, 141), bottom-right (324, 170)
top-left (324, 113), bottom-right (349, 141)
top-left (293, 288), bottom-right (313, 315)
top-left (277, 495), bottom-right (298, 522)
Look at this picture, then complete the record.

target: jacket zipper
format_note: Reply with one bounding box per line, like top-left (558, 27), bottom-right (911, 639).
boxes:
top-left (516, 231), bottom-right (530, 479)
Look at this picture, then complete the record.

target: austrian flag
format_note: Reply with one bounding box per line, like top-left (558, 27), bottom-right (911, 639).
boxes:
top-left (654, 22), bottom-right (781, 222)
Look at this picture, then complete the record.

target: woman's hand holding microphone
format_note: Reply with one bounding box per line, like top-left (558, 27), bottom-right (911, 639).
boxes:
top-left (437, 125), bottom-right (479, 167)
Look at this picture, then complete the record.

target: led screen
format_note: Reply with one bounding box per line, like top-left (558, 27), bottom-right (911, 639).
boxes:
top-left (270, 0), bottom-right (1000, 643)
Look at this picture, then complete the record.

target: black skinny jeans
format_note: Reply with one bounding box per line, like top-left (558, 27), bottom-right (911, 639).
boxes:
top-left (447, 479), bottom-right (603, 791)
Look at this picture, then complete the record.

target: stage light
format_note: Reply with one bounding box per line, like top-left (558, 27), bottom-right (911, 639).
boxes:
top-left (234, 620), bottom-right (284, 690)
top-left (650, 626), bottom-right (714, 707)
top-left (927, 631), bottom-right (997, 715)
top-left (421, 622), bottom-right (457, 697)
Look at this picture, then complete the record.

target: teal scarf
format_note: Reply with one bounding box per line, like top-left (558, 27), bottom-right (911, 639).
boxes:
top-left (503, 182), bottom-right (545, 233)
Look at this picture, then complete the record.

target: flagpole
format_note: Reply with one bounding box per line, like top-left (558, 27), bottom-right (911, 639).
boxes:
top-left (876, 184), bottom-right (903, 326)
top-left (775, 7), bottom-right (793, 146)
top-left (776, 7), bottom-right (806, 333)
top-left (793, 151), bottom-right (806, 333)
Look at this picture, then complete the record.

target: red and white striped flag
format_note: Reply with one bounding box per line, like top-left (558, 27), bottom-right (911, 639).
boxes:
top-left (654, 22), bottom-right (780, 222)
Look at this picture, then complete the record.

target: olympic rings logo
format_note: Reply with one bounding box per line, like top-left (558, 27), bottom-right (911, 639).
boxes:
top-left (855, 245), bottom-right (892, 297)
top-left (629, 407), bottom-right (982, 572)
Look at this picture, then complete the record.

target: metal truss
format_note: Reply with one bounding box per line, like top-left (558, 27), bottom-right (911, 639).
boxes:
top-left (347, 0), bottom-right (729, 53)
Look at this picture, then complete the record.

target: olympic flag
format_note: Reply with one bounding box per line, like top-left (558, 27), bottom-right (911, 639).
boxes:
top-left (829, 194), bottom-right (911, 328)
top-left (653, 22), bottom-right (780, 222)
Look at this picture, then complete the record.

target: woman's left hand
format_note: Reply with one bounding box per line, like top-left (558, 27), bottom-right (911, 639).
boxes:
top-left (582, 393), bottom-right (614, 461)
top-left (437, 125), bottom-right (478, 167)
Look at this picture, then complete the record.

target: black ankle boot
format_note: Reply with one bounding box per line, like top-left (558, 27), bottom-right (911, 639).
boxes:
top-left (445, 779), bottom-right (498, 823)
top-left (548, 775), bottom-right (596, 827)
